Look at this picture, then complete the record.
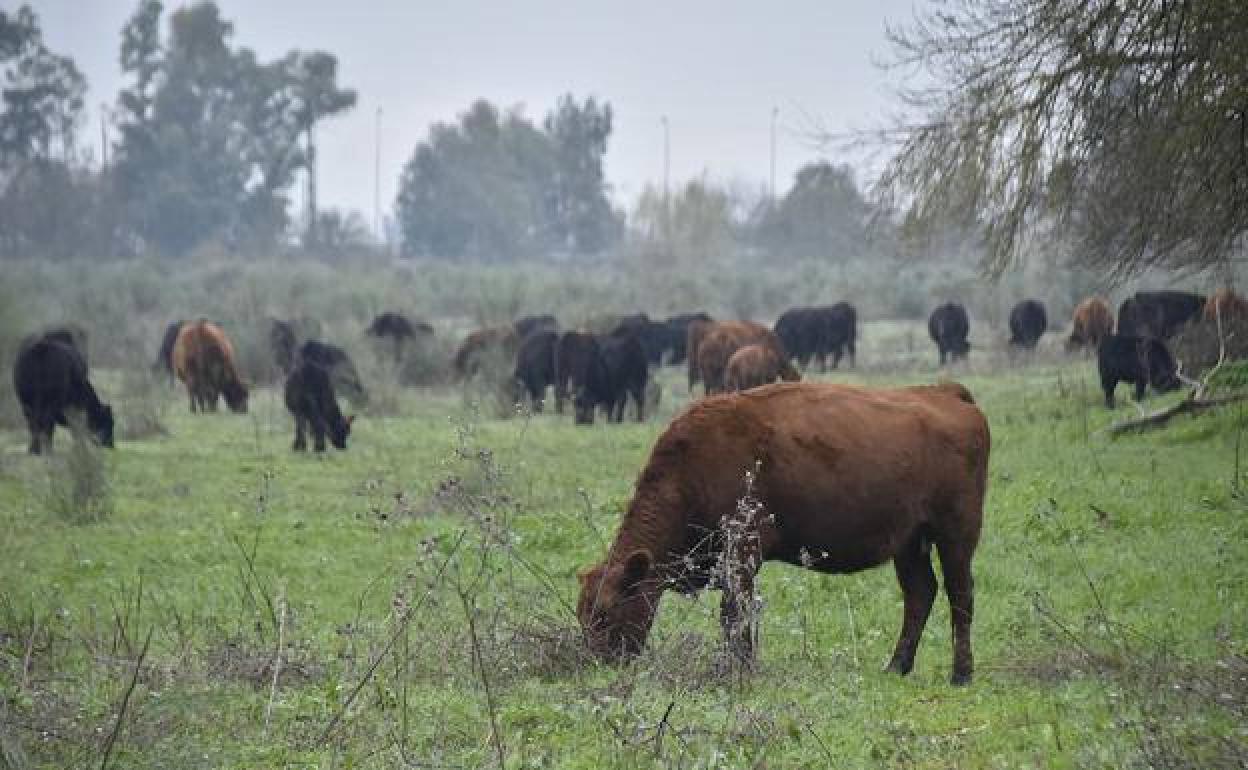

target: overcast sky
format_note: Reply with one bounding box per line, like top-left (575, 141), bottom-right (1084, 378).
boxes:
top-left (32, 0), bottom-right (919, 220)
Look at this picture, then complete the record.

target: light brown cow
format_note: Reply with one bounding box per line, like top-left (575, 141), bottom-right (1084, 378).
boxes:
top-left (577, 381), bottom-right (990, 684)
top-left (576, 381), bottom-right (993, 683)
top-left (172, 320), bottom-right (249, 413)
top-left (1204, 288), bottom-right (1248, 324)
top-left (696, 321), bottom-right (779, 395)
top-left (1065, 297), bottom-right (1114, 353)
top-left (724, 343), bottom-right (800, 391)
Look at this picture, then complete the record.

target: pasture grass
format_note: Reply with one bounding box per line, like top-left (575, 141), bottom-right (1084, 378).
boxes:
top-left (1, 326), bottom-right (1246, 768)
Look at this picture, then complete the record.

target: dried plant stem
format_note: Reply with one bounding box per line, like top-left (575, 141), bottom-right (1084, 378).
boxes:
top-left (98, 626), bottom-right (152, 770)
top-left (263, 587), bottom-right (287, 736)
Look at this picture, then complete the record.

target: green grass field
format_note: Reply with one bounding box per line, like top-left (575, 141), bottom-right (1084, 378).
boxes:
top-left (1, 330), bottom-right (1246, 768)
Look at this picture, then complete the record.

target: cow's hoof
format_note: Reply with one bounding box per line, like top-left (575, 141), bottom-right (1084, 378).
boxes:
top-left (950, 671), bottom-right (972, 687)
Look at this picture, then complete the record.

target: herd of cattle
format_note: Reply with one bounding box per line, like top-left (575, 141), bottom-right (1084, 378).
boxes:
top-left (6, 285), bottom-right (1246, 682)
top-left (10, 287), bottom-right (1247, 455)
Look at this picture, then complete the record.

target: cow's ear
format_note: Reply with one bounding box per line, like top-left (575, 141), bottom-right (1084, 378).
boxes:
top-left (346, 415), bottom-right (356, 427)
top-left (620, 550), bottom-right (652, 594)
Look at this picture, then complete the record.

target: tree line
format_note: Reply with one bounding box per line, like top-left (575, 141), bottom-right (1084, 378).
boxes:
top-left (3, 0), bottom-right (1242, 275)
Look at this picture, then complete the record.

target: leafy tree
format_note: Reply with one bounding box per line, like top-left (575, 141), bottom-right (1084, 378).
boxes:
top-left (0, 5), bottom-right (85, 167)
top-left (632, 177), bottom-right (741, 265)
top-left (396, 95), bottom-right (619, 260)
top-left (756, 161), bottom-right (874, 259)
top-left (879, 0), bottom-right (1248, 277)
top-left (0, 5), bottom-right (94, 258)
top-left (112, 1), bottom-right (355, 255)
top-left (544, 95), bottom-right (621, 253)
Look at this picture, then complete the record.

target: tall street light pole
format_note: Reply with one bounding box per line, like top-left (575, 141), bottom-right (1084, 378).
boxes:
top-left (769, 106), bottom-right (779, 203)
top-left (374, 106), bottom-right (383, 246)
top-left (661, 115), bottom-right (670, 241)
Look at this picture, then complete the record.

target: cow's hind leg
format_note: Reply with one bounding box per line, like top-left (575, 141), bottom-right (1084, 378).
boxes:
top-left (292, 416), bottom-right (308, 451)
top-left (312, 418), bottom-right (328, 452)
top-left (887, 530), bottom-right (938, 676)
top-left (936, 537), bottom-right (976, 685)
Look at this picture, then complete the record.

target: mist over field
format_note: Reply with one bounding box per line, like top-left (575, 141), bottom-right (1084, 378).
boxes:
top-left (1, 1), bottom-right (1246, 767)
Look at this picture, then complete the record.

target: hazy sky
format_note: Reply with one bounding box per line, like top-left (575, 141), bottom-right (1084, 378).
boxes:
top-left (32, 0), bottom-right (919, 221)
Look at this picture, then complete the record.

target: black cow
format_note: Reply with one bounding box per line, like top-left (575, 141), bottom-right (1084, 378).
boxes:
top-left (774, 307), bottom-right (818, 368)
top-left (514, 314), bottom-right (558, 339)
top-left (1097, 335), bottom-right (1181, 408)
top-left (928, 302), bottom-right (971, 365)
top-left (824, 302), bottom-right (858, 369)
top-left (154, 320), bottom-right (188, 378)
top-left (610, 313), bottom-right (667, 366)
top-left (1117, 291), bottom-right (1206, 339)
top-left (774, 304), bottom-right (857, 371)
top-left (573, 335), bottom-right (648, 425)
top-left (366, 312), bottom-right (432, 364)
top-left (296, 340), bottom-right (368, 406)
top-left (270, 319), bottom-right (299, 376)
top-left (512, 330), bottom-right (558, 412)
top-left (285, 361), bottom-right (353, 451)
top-left (663, 312), bottom-right (712, 365)
top-left (14, 338), bottom-right (114, 454)
top-left (1008, 299), bottom-right (1048, 350)
top-left (555, 331), bottom-right (597, 415)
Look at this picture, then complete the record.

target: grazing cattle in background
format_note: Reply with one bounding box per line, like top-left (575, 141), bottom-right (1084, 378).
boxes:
top-left (724, 343), bottom-right (800, 391)
top-left (1008, 299), bottom-right (1048, 351)
top-left (285, 360), bottom-right (354, 451)
top-left (296, 340), bottom-right (368, 407)
top-left (514, 314), bottom-right (558, 339)
top-left (1097, 334), bottom-right (1181, 408)
top-left (14, 337), bottom-right (114, 454)
top-left (928, 303), bottom-right (971, 365)
top-left (172, 321), bottom-right (249, 413)
top-left (453, 326), bottom-right (519, 379)
top-left (366, 311), bottom-right (432, 364)
top-left (555, 330), bottom-right (597, 415)
top-left (577, 381), bottom-right (990, 684)
top-left (512, 330), bottom-right (559, 412)
top-left (610, 314), bottom-right (667, 366)
top-left (774, 305), bottom-right (857, 372)
top-left (154, 320), bottom-right (189, 379)
top-left (697, 321), bottom-right (781, 395)
top-left (1204, 288), bottom-right (1248, 324)
top-left (663, 312), bottom-right (712, 366)
top-left (573, 334), bottom-right (649, 425)
top-left (1117, 291), bottom-right (1205, 339)
top-left (1065, 297), bottom-right (1114, 353)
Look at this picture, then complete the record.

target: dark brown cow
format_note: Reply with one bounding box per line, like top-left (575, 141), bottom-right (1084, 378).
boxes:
top-left (696, 321), bottom-right (779, 395)
top-left (1065, 297), bottom-right (1114, 353)
top-left (172, 320), bottom-right (249, 413)
top-left (577, 382), bottom-right (990, 684)
top-left (285, 360), bottom-right (354, 451)
top-left (555, 331), bottom-right (596, 415)
top-left (1204, 288), bottom-right (1248, 324)
top-left (452, 326), bottom-right (519, 380)
top-left (723, 344), bottom-right (800, 391)
top-left (685, 319), bottom-right (713, 392)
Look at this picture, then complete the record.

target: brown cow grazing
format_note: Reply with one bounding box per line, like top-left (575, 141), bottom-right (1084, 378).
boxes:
top-left (1205, 288), bottom-right (1248, 324)
top-left (724, 344), bottom-right (800, 391)
top-left (452, 326), bottom-right (519, 380)
top-left (172, 320), bottom-right (249, 413)
top-left (577, 381), bottom-right (990, 684)
top-left (697, 321), bottom-right (780, 395)
top-left (1065, 297), bottom-right (1114, 353)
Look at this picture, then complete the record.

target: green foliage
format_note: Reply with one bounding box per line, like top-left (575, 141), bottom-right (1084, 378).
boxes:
top-left (112, 1), bottom-right (357, 255)
top-left (755, 161), bottom-right (880, 259)
top-left (0, 4), bottom-right (85, 167)
top-left (395, 96), bottom-right (621, 260)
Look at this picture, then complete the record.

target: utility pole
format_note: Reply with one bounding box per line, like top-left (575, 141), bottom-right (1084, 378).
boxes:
top-left (661, 115), bottom-right (670, 242)
top-left (306, 117), bottom-right (318, 247)
top-left (769, 106), bottom-right (779, 203)
top-left (99, 103), bottom-right (109, 169)
top-left (374, 106), bottom-right (383, 246)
